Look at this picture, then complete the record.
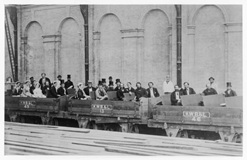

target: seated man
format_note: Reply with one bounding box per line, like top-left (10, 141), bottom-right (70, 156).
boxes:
top-left (182, 82), bottom-right (196, 95)
top-left (114, 79), bottom-right (121, 91)
top-left (146, 82), bottom-right (160, 98)
top-left (125, 82), bottom-right (135, 94)
top-left (170, 85), bottom-right (183, 105)
top-left (202, 84), bottom-right (217, 96)
top-left (47, 81), bottom-right (58, 98)
top-left (135, 82), bottom-right (146, 101)
top-left (57, 80), bottom-right (67, 96)
top-left (77, 83), bottom-right (91, 100)
top-left (117, 83), bottom-right (126, 101)
top-left (95, 82), bottom-right (108, 100)
top-left (223, 82), bottom-right (237, 97)
top-left (84, 80), bottom-right (96, 96)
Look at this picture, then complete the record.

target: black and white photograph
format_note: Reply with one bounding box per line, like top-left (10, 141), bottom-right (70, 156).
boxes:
top-left (2, 0), bottom-right (246, 158)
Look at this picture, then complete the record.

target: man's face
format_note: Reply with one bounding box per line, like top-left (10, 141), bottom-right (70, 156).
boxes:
top-left (127, 83), bottom-right (131, 88)
top-left (166, 76), bottom-right (170, 82)
top-left (137, 83), bottom-right (141, 88)
top-left (88, 83), bottom-right (92, 87)
top-left (209, 79), bottom-right (214, 83)
top-left (117, 82), bottom-right (121, 87)
top-left (67, 78), bottom-right (71, 81)
top-left (174, 85), bottom-right (179, 90)
top-left (227, 86), bottom-right (231, 90)
top-left (99, 85), bottom-right (103, 90)
top-left (109, 85), bottom-right (113, 88)
top-left (103, 82), bottom-right (106, 86)
top-left (120, 84), bottom-right (124, 88)
top-left (58, 77), bottom-right (61, 80)
top-left (148, 83), bottom-right (153, 88)
top-left (41, 73), bottom-right (45, 78)
top-left (184, 83), bottom-right (189, 89)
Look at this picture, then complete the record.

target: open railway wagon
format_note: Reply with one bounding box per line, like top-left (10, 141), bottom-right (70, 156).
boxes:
top-left (5, 94), bottom-right (142, 133)
top-left (146, 94), bottom-right (243, 143)
top-left (5, 87), bottom-right (243, 143)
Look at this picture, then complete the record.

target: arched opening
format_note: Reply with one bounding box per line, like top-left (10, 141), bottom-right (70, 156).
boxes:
top-left (59, 18), bottom-right (84, 86)
top-left (194, 6), bottom-right (225, 93)
top-left (142, 9), bottom-right (170, 93)
top-left (25, 22), bottom-right (44, 80)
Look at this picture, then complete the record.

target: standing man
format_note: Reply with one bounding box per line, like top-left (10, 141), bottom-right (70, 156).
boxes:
top-left (39, 73), bottom-right (51, 87)
top-left (107, 81), bottom-right (115, 91)
top-left (146, 82), bottom-right (160, 98)
top-left (84, 80), bottom-right (96, 96)
top-left (163, 75), bottom-right (174, 94)
top-left (115, 79), bottom-right (121, 91)
top-left (224, 82), bottom-right (237, 97)
top-left (135, 82), bottom-right (146, 101)
top-left (170, 85), bottom-right (183, 105)
top-left (29, 77), bottom-right (35, 94)
top-left (202, 84), bottom-right (218, 96)
top-left (108, 76), bottom-right (114, 87)
top-left (65, 74), bottom-right (74, 90)
top-left (208, 77), bottom-right (218, 91)
top-left (182, 82), bottom-right (196, 95)
top-left (48, 81), bottom-right (58, 98)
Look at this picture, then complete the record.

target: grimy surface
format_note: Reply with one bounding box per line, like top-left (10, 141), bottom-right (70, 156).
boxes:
top-left (5, 122), bottom-right (242, 156)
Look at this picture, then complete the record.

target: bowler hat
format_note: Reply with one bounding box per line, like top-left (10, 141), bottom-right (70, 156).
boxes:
top-left (67, 74), bottom-right (71, 78)
top-left (57, 75), bottom-right (62, 78)
top-left (98, 80), bottom-right (102, 85)
top-left (109, 76), bottom-right (113, 80)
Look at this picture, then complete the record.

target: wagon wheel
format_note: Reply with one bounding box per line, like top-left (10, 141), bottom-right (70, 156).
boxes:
top-left (20, 116), bottom-right (25, 123)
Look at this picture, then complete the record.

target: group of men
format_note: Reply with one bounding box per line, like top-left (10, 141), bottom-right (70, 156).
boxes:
top-left (11, 73), bottom-right (237, 105)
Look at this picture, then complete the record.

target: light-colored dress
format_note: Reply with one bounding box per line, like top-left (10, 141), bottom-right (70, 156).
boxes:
top-left (33, 88), bottom-right (46, 98)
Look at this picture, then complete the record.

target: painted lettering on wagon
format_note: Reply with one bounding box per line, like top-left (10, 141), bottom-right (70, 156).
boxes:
top-left (91, 104), bottom-right (113, 113)
top-left (19, 100), bottom-right (36, 109)
top-left (183, 111), bottom-right (210, 122)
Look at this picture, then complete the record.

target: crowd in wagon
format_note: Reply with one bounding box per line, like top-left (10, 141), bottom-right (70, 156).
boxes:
top-left (10, 73), bottom-right (237, 105)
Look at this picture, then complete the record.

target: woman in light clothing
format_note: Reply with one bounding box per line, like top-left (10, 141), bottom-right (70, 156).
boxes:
top-left (33, 82), bottom-right (46, 98)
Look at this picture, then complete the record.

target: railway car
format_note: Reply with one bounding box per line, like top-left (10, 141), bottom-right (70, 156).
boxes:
top-left (4, 90), bottom-right (243, 143)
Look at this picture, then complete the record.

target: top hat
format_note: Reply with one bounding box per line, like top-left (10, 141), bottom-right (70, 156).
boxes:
top-left (226, 82), bottom-right (232, 87)
top-left (115, 78), bottom-right (121, 84)
top-left (209, 77), bottom-right (215, 81)
top-left (102, 78), bottom-right (106, 83)
top-left (67, 74), bottom-right (71, 78)
top-left (109, 76), bottom-right (113, 80)
top-left (30, 77), bottom-right (34, 80)
top-left (57, 75), bottom-right (62, 78)
top-left (98, 80), bottom-right (102, 86)
top-left (87, 80), bottom-right (92, 84)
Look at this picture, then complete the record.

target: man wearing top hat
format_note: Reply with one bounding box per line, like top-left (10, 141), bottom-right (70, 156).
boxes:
top-left (39, 73), bottom-right (51, 88)
top-left (84, 80), bottom-right (96, 96)
top-left (108, 76), bottom-right (114, 87)
top-left (107, 81), bottom-right (115, 91)
top-left (102, 78), bottom-right (108, 91)
top-left (65, 74), bottom-right (74, 90)
top-left (224, 82), bottom-right (237, 97)
top-left (115, 79), bottom-right (121, 91)
top-left (57, 80), bottom-right (67, 96)
top-left (208, 77), bottom-right (218, 91)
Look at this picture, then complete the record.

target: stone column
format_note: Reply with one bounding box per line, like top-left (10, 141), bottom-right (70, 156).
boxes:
top-left (20, 36), bottom-right (27, 81)
top-left (42, 34), bottom-right (61, 81)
